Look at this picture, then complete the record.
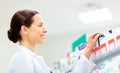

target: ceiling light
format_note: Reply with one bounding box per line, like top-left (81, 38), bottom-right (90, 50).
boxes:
top-left (78, 8), bottom-right (112, 24)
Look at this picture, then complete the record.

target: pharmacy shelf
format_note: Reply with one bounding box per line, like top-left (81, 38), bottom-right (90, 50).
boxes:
top-left (93, 47), bottom-right (120, 64)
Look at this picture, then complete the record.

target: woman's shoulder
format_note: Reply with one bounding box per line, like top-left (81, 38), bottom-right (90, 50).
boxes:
top-left (8, 51), bottom-right (35, 73)
top-left (9, 51), bottom-right (32, 64)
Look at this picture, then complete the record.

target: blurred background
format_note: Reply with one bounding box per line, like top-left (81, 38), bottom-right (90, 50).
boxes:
top-left (0, 0), bottom-right (120, 73)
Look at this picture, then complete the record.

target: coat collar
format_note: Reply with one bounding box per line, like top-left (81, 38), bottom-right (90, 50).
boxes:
top-left (16, 44), bottom-right (37, 57)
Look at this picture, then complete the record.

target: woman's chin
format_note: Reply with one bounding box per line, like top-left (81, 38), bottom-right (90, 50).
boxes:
top-left (38, 41), bottom-right (45, 44)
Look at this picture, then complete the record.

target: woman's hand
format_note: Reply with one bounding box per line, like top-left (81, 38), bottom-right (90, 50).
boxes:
top-left (84, 32), bottom-right (100, 59)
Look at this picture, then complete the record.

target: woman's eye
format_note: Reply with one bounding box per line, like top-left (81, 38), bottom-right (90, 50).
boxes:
top-left (38, 24), bottom-right (43, 27)
top-left (39, 25), bottom-right (42, 27)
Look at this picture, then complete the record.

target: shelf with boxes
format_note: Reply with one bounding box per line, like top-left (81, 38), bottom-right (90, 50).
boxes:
top-left (93, 47), bottom-right (120, 64)
top-left (91, 30), bottom-right (120, 64)
top-left (91, 25), bottom-right (120, 73)
top-left (92, 46), bottom-right (120, 73)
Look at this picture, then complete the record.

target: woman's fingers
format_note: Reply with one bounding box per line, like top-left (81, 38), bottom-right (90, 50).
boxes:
top-left (89, 32), bottom-right (100, 44)
top-left (84, 32), bottom-right (100, 59)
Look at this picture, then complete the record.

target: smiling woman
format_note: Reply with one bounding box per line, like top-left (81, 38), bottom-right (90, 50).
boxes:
top-left (7, 9), bottom-right (99, 73)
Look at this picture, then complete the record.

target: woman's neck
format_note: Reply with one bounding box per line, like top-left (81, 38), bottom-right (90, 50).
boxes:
top-left (19, 40), bottom-right (35, 52)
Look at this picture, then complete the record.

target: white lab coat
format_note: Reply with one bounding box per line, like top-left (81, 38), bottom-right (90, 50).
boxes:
top-left (8, 45), bottom-right (96, 73)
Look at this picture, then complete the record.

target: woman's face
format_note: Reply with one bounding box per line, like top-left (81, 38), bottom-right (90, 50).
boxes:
top-left (25, 14), bottom-right (47, 44)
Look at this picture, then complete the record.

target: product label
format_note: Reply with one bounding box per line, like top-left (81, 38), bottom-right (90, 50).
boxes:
top-left (94, 43), bottom-right (107, 58)
top-left (108, 38), bottom-right (115, 52)
top-left (116, 35), bottom-right (120, 47)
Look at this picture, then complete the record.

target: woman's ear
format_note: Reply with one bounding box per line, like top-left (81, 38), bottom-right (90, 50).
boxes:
top-left (21, 25), bottom-right (28, 35)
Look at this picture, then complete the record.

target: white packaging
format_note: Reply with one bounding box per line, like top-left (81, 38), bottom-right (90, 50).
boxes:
top-left (105, 29), bottom-right (116, 52)
top-left (114, 27), bottom-right (120, 48)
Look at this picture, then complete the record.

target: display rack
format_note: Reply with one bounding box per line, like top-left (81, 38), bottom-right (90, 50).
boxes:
top-left (93, 47), bottom-right (120, 64)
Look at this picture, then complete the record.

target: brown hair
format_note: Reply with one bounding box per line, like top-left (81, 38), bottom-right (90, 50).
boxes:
top-left (7, 9), bottom-right (39, 43)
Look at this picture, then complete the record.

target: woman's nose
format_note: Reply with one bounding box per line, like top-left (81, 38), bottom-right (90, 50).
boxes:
top-left (43, 27), bottom-right (47, 33)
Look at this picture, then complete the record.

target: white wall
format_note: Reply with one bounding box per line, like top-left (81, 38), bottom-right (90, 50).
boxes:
top-left (0, 24), bottom-right (16, 73)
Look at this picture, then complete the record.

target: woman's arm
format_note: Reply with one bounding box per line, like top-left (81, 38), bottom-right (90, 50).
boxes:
top-left (70, 32), bottom-right (100, 73)
top-left (51, 32), bottom-right (100, 73)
